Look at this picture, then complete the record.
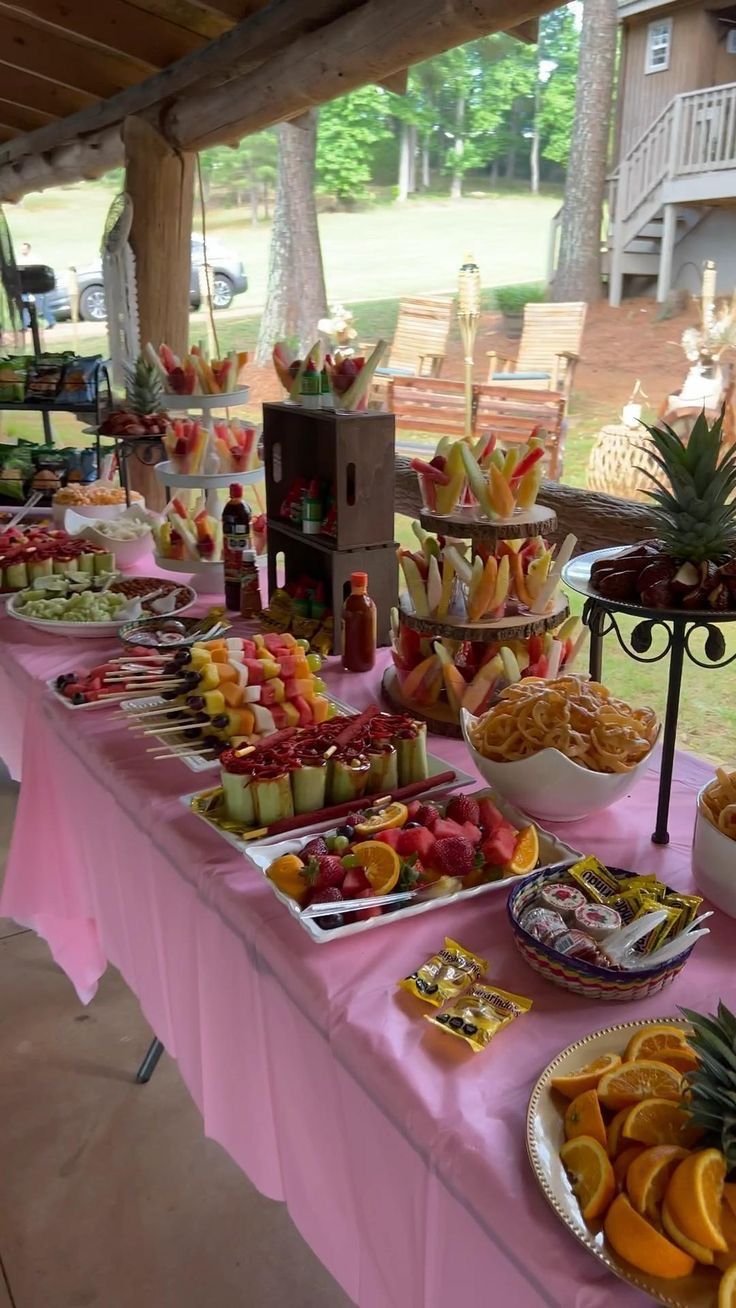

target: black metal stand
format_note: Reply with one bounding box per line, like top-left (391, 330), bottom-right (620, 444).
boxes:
top-left (114, 435), bottom-right (165, 507)
top-left (135, 1036), bottom-right (165, 1084)
top-left (582, 598), bottom-right (736, 845)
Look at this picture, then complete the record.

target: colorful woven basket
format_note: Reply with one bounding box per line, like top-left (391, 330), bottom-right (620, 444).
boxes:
top-left (507, 865), bottom-right (695, 1002)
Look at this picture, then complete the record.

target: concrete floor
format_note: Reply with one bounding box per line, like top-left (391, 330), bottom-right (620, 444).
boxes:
top-left (0, 770), bottom-right (352, 1308)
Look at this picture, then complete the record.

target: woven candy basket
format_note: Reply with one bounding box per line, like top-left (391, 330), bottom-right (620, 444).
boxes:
top-left (586, 423), bottom-right (661, 503)
top-left (507, 865), bottom-right (696, 1002)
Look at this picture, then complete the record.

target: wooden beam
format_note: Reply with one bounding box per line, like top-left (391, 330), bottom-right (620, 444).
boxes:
top-left (0, 0), bottom-right (204, 65)
top-left (380, 68), bottom-right (409, 94)
top-left (184, 0), bottom-right (267, 18)
top-left (0, 12), bottom-right (153, 96)
top-left (167, 0), bottom-right (558, 149)
top-left (127, 0), bottom-right (230, 39)
top-left (506, 18), bottom-right (539, 42)
top-left (0, 127), bottom-right (123, 200)
top-left (0, 98), bottom-right (54, 130)
top-left (0, 0), bottom-right (356, 168)
top-left (0, 62), bottom-right (97, 115)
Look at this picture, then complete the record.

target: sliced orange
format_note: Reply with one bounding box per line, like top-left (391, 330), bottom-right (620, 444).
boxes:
top-left (354, 802), bottom-right (408, 836)
top-left (725, 1184), bottom-right (736, 1220)
top-left (722, 1198), bottom-right (736, 1255)
top-left (597, 1060), bottom-right (683, 1111)
top-left (506, 824), bottom-right (539, 875)
top-left (607, 1107), bottom-right (631, 1158)
top-left (624, 1024), bottom-right (699, 1074)
top-left (626, 1145), bottom-right (688, 1221)
top-left (564, 1089), bottom-right (607, 1151)
top-left (350, 841), bottom-right (400, 895)
top-left (622, 1096), bottom-right (703, 1149)
top-left (719, 1264), bottom-right (736, 1306)
top-left (613, 1146), bottom-right (646, 1191)
top-left (559, 1135), bottom-right (616, 1221)
top-left (666, 1149), bottom-right (728, 1252)
top-left (662, 1200), bottom-right (715, 1265)
top-left (604, 1194), bottom-right (696, 1279)
top-left (551, 1052), bottom-right (622, 1100)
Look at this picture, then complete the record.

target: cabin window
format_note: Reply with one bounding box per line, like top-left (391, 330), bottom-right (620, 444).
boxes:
top-left (645, 17), bottom-right (672, 73)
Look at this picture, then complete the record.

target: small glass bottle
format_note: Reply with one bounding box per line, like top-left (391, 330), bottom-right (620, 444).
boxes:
top-left (239, 550), bottom-right (262, 619)
top-left (342, 571), bottom-right (377, 672)
top-left (302, 479), bottom-right (323, 534)
top-left (222, 483), bottom-right (251, 611)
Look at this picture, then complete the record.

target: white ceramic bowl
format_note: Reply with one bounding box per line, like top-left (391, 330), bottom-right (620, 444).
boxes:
top-left (63, 507), bottom-right (156, 569)
top-left (53, 500), bottom-right (128, 527)
top-left (692, 786), bottom-right (736, 918)
top-left (460, 708), bottom-right (657, 822)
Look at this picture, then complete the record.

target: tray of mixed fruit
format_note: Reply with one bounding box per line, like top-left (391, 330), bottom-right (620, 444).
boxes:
top-left (528, 1004), bottom-right (736, 1306)
top-left (247, 789), bottom-right (579, 942)
top-left (8, 575), bottom-right (195, 636)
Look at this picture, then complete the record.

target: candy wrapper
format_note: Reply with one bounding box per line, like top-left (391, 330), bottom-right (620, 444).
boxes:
top-left (399, 938), bottom-right (487, 1007)
top-left (427, 983), bottom-right (532, 1052)
top-left (567, 855), bottom-right (619, 904)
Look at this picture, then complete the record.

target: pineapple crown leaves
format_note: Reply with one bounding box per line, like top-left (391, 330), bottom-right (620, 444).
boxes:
top-left (679, 1002), bottom-right (736, 1169)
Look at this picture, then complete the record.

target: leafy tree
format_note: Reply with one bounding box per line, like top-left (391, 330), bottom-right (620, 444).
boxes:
top-left (316, 87), bottom-right (391, 204)
top-left (200, 133), bottom-right (277, 221)
top-left (538, 7), bottom-right (580, 169)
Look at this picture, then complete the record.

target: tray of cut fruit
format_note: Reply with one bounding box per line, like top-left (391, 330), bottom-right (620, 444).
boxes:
top-left (246, 790), bottom-right (579, 942)
top-left (528, 1007), bottom-right (736, 1307)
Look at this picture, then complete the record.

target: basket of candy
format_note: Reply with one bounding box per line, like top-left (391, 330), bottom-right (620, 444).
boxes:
top-left (507, 856), bottom-right (704, 1001)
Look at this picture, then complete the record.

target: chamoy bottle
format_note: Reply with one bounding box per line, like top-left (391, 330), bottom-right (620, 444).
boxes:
top-left (222, 483), bottom-right (251, 610)
top-left (239, 550), bottom-right (262, 620)
top-left (342, 572), bottom-right (376, 672)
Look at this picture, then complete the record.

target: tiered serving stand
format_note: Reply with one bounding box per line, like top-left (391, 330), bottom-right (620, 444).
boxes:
top-left (382, 501), bottom-right (569, 736)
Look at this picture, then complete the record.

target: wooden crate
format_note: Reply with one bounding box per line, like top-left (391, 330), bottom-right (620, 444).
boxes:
top-left (266, 522), bottom-right (398, 655)
top-left (262, 402), bottom-right (396, 550)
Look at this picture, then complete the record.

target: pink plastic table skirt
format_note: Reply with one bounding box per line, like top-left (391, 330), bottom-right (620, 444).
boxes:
top-left (0, 620), bottom-right (729, 1308)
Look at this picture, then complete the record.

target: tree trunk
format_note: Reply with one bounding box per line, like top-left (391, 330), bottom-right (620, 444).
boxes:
top-left (250, 182), bottom-right (259, 226)
top-left (553, 0), bottom-right (618, 303)
top-left (255, 111), bottom-right (327, 365)
top-left (421, 134), bottom-right (431, 189)
top-left (407, 123), bottom-right (417, 194)
top-left (490, 158), bottom-right (499, 184)
top-left (397, 121), bottom-right (410, 201)
top-left (530, 76), bottom-right (541, 195)
top-left (450, 95), bottom-right (465, 200)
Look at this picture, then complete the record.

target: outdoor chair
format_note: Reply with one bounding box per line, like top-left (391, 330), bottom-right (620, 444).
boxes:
top-left (475, 382), bottom-right (567, 481)
top-left (387, 375), bottom-right (469, 438)
top-left (371, 295), bottom-right (454, 384)
top-left (487, 301), bottom-right (586, 400)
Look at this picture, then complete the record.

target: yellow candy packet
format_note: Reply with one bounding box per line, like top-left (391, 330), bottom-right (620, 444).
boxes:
top-left (399, 938), bottom-right (488, 1007)
top-left (426, 982), bottom-right (533, 1052)
top-left (567, 855), bottom-right (619, 904)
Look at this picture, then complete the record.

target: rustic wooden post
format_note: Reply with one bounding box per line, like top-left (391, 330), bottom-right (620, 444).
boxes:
top-left (122, 116), bottom-right (194, 510)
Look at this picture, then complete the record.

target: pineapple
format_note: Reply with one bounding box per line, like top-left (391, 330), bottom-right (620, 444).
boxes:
top-left (639, 407), bottom-right (736, 565)
top-left (125, 354), bottom-right (165, 417)
top-left (680, 1002), bottom-right (736, 1175)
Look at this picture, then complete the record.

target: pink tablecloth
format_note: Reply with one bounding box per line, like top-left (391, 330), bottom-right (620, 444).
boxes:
top-left (0, 619), bottom-right (728, 1308)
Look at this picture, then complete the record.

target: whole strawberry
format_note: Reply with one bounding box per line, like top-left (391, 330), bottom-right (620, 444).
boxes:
top-left (310, 885), bottom-right (344, 905)
top-left (446, 794), bottom-right (480, 827)
top-left (414, 803), bottom-right (439, 828)
top-left (313, 855), bottom-right (346, 890)
top-left (431, 836), bottom-right (476, 878)
top-left (302, 836), bottom-right (329, 859)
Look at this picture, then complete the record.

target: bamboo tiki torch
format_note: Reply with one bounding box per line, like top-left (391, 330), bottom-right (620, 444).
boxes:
top-left (458, 254), bottom-right (481, 441)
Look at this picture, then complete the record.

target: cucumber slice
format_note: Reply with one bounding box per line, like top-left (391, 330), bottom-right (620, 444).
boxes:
top-left (397, 724), bottom-right (428, 786)
top-left (328, 758), bottom-right (371, 805)
top-left (292, 762), bottom-right (328, 815)
top-left (220, 770), bottom-right (256, 825)
top-left (252, 774), bottom-right (294, 825)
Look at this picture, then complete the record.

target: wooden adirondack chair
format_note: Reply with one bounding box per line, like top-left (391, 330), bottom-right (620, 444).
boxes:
top-left (475, 383), bottom-right (567, 480)
top-left (374, 295), bottom-right (453, 378)
top-left (487, 301), bottom-right (586, 399)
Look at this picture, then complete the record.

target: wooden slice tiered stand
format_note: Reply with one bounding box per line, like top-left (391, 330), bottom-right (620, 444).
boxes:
top-left (382, 501), bottom-right (569, 737)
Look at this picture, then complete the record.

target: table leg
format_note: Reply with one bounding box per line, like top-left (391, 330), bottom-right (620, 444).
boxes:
top-left (136, 1036), bottom-right (165, 1084)
top-left (652, 623), bottom-right (685, 846)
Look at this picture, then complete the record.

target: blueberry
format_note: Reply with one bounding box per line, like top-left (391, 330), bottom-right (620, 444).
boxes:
top-left (55, 673), bottom-right (72, 689)
top-left (316, 913), bottom-right (344, 930)
top-left (71, 692), bottom-right (86, 705)
top-left (404, 821), bottom-right (421, 829)
top-left (336, 824), bottom-right (355, 841)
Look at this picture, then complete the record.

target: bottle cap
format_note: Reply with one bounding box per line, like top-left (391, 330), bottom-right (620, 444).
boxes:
top-left (229, 483), bottom-right (243, 499)
top-left (242, 549), bottom-right (256, 562)
top-left (351, 571), bottom-right (368, 592)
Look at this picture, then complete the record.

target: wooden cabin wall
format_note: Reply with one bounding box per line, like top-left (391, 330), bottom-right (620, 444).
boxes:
top-left (616, 4), bottom-right (713, 157)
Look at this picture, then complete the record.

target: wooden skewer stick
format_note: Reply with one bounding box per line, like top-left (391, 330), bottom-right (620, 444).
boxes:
top-left (113, 704), bottom-right (183, 719)
top-left (134, 723), bottom-right (209, 737)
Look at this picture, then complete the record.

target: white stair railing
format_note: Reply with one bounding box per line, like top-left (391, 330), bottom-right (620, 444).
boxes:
top-left (674, 83), bottom-right (736, 175)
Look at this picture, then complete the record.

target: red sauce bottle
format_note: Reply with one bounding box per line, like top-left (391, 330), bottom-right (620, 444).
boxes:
top-left (222, 483), bottom-right (251, 610)
top-left (342, 571), bottom-right (376, 672)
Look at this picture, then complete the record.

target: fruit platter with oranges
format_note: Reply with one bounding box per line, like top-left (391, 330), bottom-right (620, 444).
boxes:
top-left (528, 1004), bottom-right (736, 1307)
top-left (247, 790), bottom-right (578, 942)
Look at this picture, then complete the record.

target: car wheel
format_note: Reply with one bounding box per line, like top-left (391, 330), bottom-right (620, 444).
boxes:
top-left (212, 275), bottom-right (233, 310)
top-left (79, 285), bottom-right (107, 322)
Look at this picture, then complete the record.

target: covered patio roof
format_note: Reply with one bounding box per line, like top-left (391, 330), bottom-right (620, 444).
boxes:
top-left (0, 0), bottom-right (559, 201)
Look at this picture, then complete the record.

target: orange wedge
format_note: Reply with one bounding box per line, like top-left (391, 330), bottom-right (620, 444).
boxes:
top-left (350, 841), bottom-right (400, 895)
top-left (506, 825), bottom-right (539, 876)
top-left (607, 1107), bottom-right (631, 1158)
top-left (564, 1089), bottom-right (607, 1151)
top-left (719, 1198), bottom-right (736, 1268)
top-left (725, 1184), bottom-right (736, 1220)
top-left (597, 1060), bottom-right (682, 1110)
top-left (622, 1096), bottom-right (703, 1148)
top-left (613, 1146), bottom-right (646, 1191)
top-left (354, 802), bottom-right (408, 836)
top-left (624, 1024), bottom-right (699, 1074)
top-left (666, 1149), bottom-right (728, 1252)
top-left (604, 1194), bottom-right (696, 1279)
top-left (719, 1264), bottom-right (736, 1306)
top-left (551, 1052), bottom-right (622, 1100)
top-left (662, 1200), bottom-right (715, 1265)
top-left (626, 1145), bottom-right (688, 1222)
top-left (560, 1135), bottom-right (616, 1221)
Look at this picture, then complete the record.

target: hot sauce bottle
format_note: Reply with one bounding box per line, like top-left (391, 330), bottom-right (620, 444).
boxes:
top-left (222, 483), bottom-right (251, 610)
top-left (342, 571), bottom-right (376, 672)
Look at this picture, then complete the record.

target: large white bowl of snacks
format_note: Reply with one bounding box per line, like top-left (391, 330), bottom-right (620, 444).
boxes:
top-left (693, 775), bottom-right (736, 918)
top-left (64, 506), bottom-right (157, 569)
top-left (52, 483), bottom-right (143, 525)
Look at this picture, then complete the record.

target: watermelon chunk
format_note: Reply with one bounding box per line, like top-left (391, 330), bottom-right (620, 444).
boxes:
top-left (374, 829), bottom-right (403, 849)
top-left (481, 824), bottom-right (518, 866)
top-left (431, 817), bottom-right (468, 842)
top-left (395, 827), bottom-right (436, 861)
top-left (478, 798), bottom-right (505, 836)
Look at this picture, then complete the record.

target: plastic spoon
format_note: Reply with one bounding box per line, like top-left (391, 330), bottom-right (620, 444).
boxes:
top-left (632, 928), bottom-right (711, 969)
top-left (601, 910), bottom-right (668, 965)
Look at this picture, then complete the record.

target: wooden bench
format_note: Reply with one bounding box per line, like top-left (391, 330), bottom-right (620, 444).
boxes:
top-left (487, 301), bottom-right (586, 400)
top-left (386, 375), bottom-right (470, 438)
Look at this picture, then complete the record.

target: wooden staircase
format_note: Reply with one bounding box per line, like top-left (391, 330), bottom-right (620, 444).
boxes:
top-left (606, 82), bottom-right (736, 306)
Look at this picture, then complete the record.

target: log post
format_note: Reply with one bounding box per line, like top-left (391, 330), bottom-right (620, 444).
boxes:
top-left (123, 116), bottom-right (194, 509)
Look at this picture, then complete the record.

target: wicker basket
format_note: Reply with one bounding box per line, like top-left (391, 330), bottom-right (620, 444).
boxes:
top-left (586, 423), bottom-right (660, 503)
top-left (507, 865), bottom-right (695, 1002)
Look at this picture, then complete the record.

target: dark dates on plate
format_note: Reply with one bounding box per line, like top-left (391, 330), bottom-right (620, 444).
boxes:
top-left (594, 569), bottom-right (641, 601)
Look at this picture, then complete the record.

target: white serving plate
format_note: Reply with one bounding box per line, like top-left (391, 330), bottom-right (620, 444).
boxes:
top-left (692, 783), bottom-right (736, 919)
top-left (47, 677), bottom-right (110, 710)
top-left (164, 387), bottom-right (250, 413)
top-left (154, 460), bottom-right (264, 490)
top-left (527, 1017), bottom-right (715, 1308)
top-left (7, 582), bottom-right (196, 639)
top-left (242, 791), bottom-right (578, 943)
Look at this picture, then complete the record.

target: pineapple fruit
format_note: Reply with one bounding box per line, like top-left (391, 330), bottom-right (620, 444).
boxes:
top-left (681, 1002), bottom-right (736, 1175)
top-left (591, 407), bottom-right (736, 610)
top-left (100, 354), bottom-right (169, 437)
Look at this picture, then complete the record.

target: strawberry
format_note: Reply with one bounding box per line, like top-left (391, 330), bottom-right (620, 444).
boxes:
top-left (430, 837), bottom-right (476, 878)
top-left (301, 836), bottom-right (329, 859)
top-left (313, 855), bottom-right (346, 889)
top-left (342, 867), bottom-right (370, 898)
top-left (477, 797), bottom-right (506, 836)
top-left (395, 827), bottom-right (436, 861)
top-left (446, 794), bottom-right (480, 826)
top-left (414, 803), bottom-right (439, 828)
top-left (310, 885), bottom-right (344, 906)
top-left (481, 825), bottom-right (517, 866)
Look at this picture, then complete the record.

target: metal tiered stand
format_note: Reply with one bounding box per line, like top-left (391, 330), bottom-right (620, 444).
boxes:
top-left (562, 546), bottom-right (736, 846)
